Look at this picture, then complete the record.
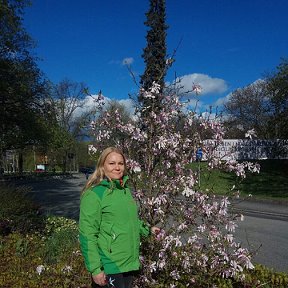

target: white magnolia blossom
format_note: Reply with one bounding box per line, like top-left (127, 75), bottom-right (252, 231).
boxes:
top-left (182, 187), bottom-right (195, 197)
top-left (245, 128), bottom-right (257, 139)
top-left (36, 265), bottom-right (45, 275)
top-left (126, 159), bottom-right (142, 173)
top-left (225, 221), bottom-right (237, 232)
top-left (88, 82), bottom-right (260, 286)
top-left (88, 144), bottom-right (97, 155)
top-left (192, 83), bottom-right (202, 95)
top-left (150, 81), bottom-right (161, 94)
top-left (62, 265), bottom-right (72, 273)
top-left (149, 261), bottom-right (157, 272)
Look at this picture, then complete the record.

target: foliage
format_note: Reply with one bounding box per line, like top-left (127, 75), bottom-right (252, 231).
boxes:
top-left (0, 0), bottom-right (50, 155)
top-left (41, 228), bottom-right (78, 265)
top-left (266, 58), bottom-right (288, 139)
top-left (43, 215), bottom-right (78, 236)
top-left (50, 79), bottom-right (88, 134)
top-left (0, 199), bottom-right (90, 286)
top-left (44, 79), bottom-right (97, 172)
top-left (223, 80), bottom-right (272, 139)
top-left (77, 141), bottom-right (96, 169)
top-left (243, 264), bottom-right (288, 288)
top-left (1, 3), bottom-right (94, 173)
top-left (0, 190), bottom-right (287, 287)
top-left (0, 231), bottom-right (91, 287)
top-left (0, 0), bottom-right (33, 59)
top-left (0, 183), bottom-right (45, 235)
top-left (88, 81), bottom-right (263, 287)
top-left (89, 98), bottom-right (135, 151)
top-left (139, 0), bottom-right (168, 112)
top-left (223, 58), bottom-right (288, 140)
top-left (1, 231), bottom-right (288, 287)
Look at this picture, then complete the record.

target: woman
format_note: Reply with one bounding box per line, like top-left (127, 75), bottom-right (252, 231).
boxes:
top-left (79, 147), bottom-right (159, 288)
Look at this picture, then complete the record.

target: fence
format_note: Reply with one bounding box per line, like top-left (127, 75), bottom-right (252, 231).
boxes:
top-left (203, 139), bottom-right (288, 160)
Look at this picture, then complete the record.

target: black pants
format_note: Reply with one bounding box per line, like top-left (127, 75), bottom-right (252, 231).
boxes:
top-left (91, 271), bottom-right (137, 288)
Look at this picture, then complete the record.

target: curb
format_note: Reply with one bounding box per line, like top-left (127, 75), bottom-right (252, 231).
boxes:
top-left (233, 207), bottom-right (288, 222)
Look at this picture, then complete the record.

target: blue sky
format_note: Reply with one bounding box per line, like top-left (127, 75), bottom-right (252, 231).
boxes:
top-left (24, 0), bottom-right (288, 110)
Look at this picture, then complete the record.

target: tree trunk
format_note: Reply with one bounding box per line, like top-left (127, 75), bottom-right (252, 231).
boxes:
top-left (18, 150), bottom-right (23, 174)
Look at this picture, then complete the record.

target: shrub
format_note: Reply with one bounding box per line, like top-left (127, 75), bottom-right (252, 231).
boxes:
top-left (43, 215), bottom-right (78, 236)
top-left (38, 215), bottom-right (79, 264)
top-left (41, 228), bottom-right (79, 265)
top-left (245, 264), bottom-right (288, 288)
top-left (0, 212), bottom-right (287, 287)
top-left (0, 232), bottom-right (91, 288)
top-left (0, 184), bottom-right (45, 235)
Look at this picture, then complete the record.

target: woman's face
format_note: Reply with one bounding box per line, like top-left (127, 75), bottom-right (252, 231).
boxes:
top-left (103, 152), bottom-right (125, 180)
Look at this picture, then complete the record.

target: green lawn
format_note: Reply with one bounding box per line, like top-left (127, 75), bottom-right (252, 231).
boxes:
top-left (191, 160), bottom-right (288, 200)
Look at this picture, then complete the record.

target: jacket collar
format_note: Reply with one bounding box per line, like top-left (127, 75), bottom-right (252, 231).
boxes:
top-left (100, 175), bottom-right (129, 189)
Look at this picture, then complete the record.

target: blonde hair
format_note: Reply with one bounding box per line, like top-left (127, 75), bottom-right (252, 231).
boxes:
top-left (82, 147), bottom-right (127, 193)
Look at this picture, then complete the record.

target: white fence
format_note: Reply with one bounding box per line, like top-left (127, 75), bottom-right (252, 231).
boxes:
top-left (203, 139), bottom-right (288, 160)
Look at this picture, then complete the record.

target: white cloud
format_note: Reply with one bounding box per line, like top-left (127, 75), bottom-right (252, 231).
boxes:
top-left (118, 98), bottom-right (135, 114)
top-left (183, 98), bottom-right (204, 113)
top-left (73, 94), bottom-right (136, 120)
top-left (201, 111), bottom-right (217, 120)
top-left (174, 73), bottom-right (228, 96)
top-left (213, 92), bottom-right (232, 107)
top-left (212, 78), bottom-right (266, 108)
top-left (122, 57), bottom-right (134, 65)
top-left (72, 95), bottom-right (102, 119)
top-left (72, 72), bottom-right (229, 121)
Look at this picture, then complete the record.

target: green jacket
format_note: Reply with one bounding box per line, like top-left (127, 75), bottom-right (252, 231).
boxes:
top-left (79, 176), bottom-right (150, 276)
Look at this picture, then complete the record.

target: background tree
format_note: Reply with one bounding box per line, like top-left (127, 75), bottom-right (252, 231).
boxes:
top-left (0, 0), bottom-right (50, 172)
top-left (266, 58), bottom-right (288, 139)
top-left (223, 59), bottom-right (288, 140)
top-left (139, 0), bottom-right (168, 113)
top-left (223, 81), bottom-right (272, 139)
top-left (46, 79), bottom-right (96, 172)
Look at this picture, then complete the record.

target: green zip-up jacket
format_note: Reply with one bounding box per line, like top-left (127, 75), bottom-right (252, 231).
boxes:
top-left (79, 176), bottom-right (150, 276)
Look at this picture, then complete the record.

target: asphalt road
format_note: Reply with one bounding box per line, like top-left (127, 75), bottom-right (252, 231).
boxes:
top-left (14, 173), bottom-right (288, 273)
top-left (235, 215), bottom-right (288, 273)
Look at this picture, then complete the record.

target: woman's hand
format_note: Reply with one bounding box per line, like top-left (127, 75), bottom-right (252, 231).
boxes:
top-left (92, 272), bottom-right (107, 286)
top-left (151, 226), bottom-right (161, 236)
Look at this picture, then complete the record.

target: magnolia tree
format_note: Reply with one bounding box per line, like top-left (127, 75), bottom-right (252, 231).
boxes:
top-left (88, 82), bottom-right (260, 287)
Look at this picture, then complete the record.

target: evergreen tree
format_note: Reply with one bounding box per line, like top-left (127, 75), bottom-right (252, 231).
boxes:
top-left (139, 0), bottom-right (168, 112)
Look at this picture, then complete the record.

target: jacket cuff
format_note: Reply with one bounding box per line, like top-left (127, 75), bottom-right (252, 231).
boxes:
top-left (91, 267), bottom-right (103, 276)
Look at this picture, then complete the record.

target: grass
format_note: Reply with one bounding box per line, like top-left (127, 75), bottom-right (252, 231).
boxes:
top-left (240, 160), bottom-right (288, 199)
top-left (191, 159), bottom-right (288, 200)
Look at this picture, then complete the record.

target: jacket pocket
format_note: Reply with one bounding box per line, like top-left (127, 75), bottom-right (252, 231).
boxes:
top-left (108, 224), bottom-right (118, 253)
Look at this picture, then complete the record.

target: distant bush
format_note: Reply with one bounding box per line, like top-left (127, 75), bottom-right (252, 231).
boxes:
top-left (0, 184), bottom-right (45, 235)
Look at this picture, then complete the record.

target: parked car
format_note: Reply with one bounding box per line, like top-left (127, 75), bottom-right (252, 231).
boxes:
top-left (79, 167), bottom-right (94, 179)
